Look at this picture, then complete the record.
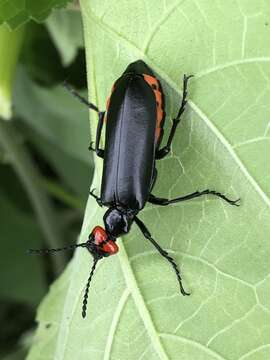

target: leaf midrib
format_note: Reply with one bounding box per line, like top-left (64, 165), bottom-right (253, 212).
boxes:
top-left (117, 238), bottom-right (169, 360)
top-left (103, 288), bottom-right (130, 360)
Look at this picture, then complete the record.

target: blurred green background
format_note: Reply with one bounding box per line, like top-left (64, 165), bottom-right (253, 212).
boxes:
top-left (2, 1), bottom-right (270, 359)
top-left (0, 5), bottom-right (92, 359)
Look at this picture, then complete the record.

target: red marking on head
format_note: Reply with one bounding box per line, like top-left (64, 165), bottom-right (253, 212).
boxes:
top-left (92, 226), bottom-right (108, 245)
top-left (91, 226), bottom-right (118, 256)
top-left (100, 240), bottom-right (119, 255)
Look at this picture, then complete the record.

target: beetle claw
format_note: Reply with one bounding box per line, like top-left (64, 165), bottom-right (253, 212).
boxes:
top-left (88, 141), bottom-right (95, 151)
top-left (231, 198), bottom-right (241, 206)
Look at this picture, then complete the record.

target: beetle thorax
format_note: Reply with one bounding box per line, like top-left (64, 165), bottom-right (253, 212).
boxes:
top-left (103, 207), bottom-right (134, 237)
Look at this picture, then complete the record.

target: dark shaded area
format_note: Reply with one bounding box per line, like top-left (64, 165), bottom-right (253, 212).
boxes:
top-left (21, 22), bottom-right (87, 89)
top-left (0, 299), bottom-right (34, 357)
top-left (0, 11), bottom-right (90, 359)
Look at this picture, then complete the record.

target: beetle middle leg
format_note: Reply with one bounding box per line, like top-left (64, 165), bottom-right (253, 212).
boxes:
top-left (134, 216), bottom-right (190, 296)
top-left (90, 189), bottom-right (103, 207)
top-left (156, 74), bottom-right (193, 160)
top-left (88, 111), bottom-right (105, 158)
top-left (148, 191), bottom-right (240, 207)
top-left (63, 82), bottom-right (105, 158)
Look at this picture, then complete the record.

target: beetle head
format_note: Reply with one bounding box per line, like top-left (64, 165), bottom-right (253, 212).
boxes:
top-left (86, 225), bottom-right (119, 259)
top-left (28, 225), bottom-right (119, 318)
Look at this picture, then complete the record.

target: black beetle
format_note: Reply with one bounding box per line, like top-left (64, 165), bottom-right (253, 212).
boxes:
top-left (29, 60), bottom-right (239, 318)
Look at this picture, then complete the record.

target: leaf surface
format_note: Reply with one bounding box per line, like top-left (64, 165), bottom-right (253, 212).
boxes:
top-left (0, 190), bottom-right (46, 305)
top-left (0, 0), bottom-right (72, 29)
top-left (46, 9), bottom-right (84, 66)
top-left (28, 1), bottom-right (270, 359)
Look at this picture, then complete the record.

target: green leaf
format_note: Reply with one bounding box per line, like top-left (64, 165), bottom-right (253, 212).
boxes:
top-left (3, 348), bottom-right (28, 360)
top-left (0, 0), bottom-right (72, 29)
top-left (14, 67), bottom-right (90, 164)
top-left (0, 119), bottom-right (66, 274)
top-left (20, 22), bottom-right (69, 87)
top-left (0, 189), bottom-right (46, 306)
top-left (2, 329), bottom-right (33, 360)
top-left (14, 67), bottom-right (93, 197)
top-left (0, 24), bottom-right (24, 119)
top-left (28, 1), bottom-right (270, 359)
top-left (46, 9), bottom-right (84, 66)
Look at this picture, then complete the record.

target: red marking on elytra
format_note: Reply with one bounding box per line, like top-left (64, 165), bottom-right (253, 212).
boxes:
top-left (143, 74), bottom-right (159, 90)
top-left (104, 83), bottom-right (116, 122)
top-left (143, 74), bottom-right (165, 143)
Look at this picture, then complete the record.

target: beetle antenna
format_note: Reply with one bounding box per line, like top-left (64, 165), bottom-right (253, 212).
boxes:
top-left (82, 258), bottom-right (98, 318)
top-left (62, 81), bottom-right (100, 113)
top-left (27, 242), bottom-right (88, 255)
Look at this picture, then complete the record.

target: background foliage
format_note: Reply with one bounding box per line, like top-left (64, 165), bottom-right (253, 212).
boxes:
top-left (1, 1), bottom-right (270, 359)
top-left (0, 2), bottom-right (91, 359)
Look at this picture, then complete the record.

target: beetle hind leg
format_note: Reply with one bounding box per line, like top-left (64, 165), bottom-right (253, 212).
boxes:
top-left (156, 74), bottom-right (193, 160)
top-left (148, 191), bottom-right (240, 207)
top-left (90, 189), bottom-right (103, 207)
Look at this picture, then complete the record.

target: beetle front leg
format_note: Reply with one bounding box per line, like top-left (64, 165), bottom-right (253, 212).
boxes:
top-left (156, 74), bottom-right (193, 160)
top-left (134, 216), bottom-right (190, 296)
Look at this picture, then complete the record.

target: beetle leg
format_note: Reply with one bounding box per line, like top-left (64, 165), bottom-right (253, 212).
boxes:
top-left (63, 81), bottom-right (101, 113)
top-left (94, 111), bottom-right (105, 158)
top-left (150, 168), bottom-right (158, 192)
top-left (90, 189), bottom-right (103, 207)
top-left (88, 141), bottom-right (95, 151)
top-left (63, 82), bottom-right (105, 158)
top-left (88, 111), bottom-right (105, 158)
top-left (148, 191), bottom-right (240, 207)
top-left (134, 216), bottom-right (190, 296)
top-left (156, 74), bottom-right (193, 160)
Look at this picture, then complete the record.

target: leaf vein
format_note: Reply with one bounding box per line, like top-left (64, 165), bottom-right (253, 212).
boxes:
top-left (206, 304), bottom-right (257, 347)
top-left (142, 0), bottom-right (187, 53)
top-left (239, 343), bottom-right (270, 360)
top-left (118, 239), bottom-right (169, 360)
top-left (160, 333), bottom-right (228, 360)
top-left (104, 288), bottom-right (130, 360)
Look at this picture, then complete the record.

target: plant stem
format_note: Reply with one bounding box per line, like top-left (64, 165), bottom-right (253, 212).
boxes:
top-left (41, 177), bottom-right (85, 212)
top-left (0, 25), bottom-right (25, 119)
top-left (0, 120), bottom-right (66, 274)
